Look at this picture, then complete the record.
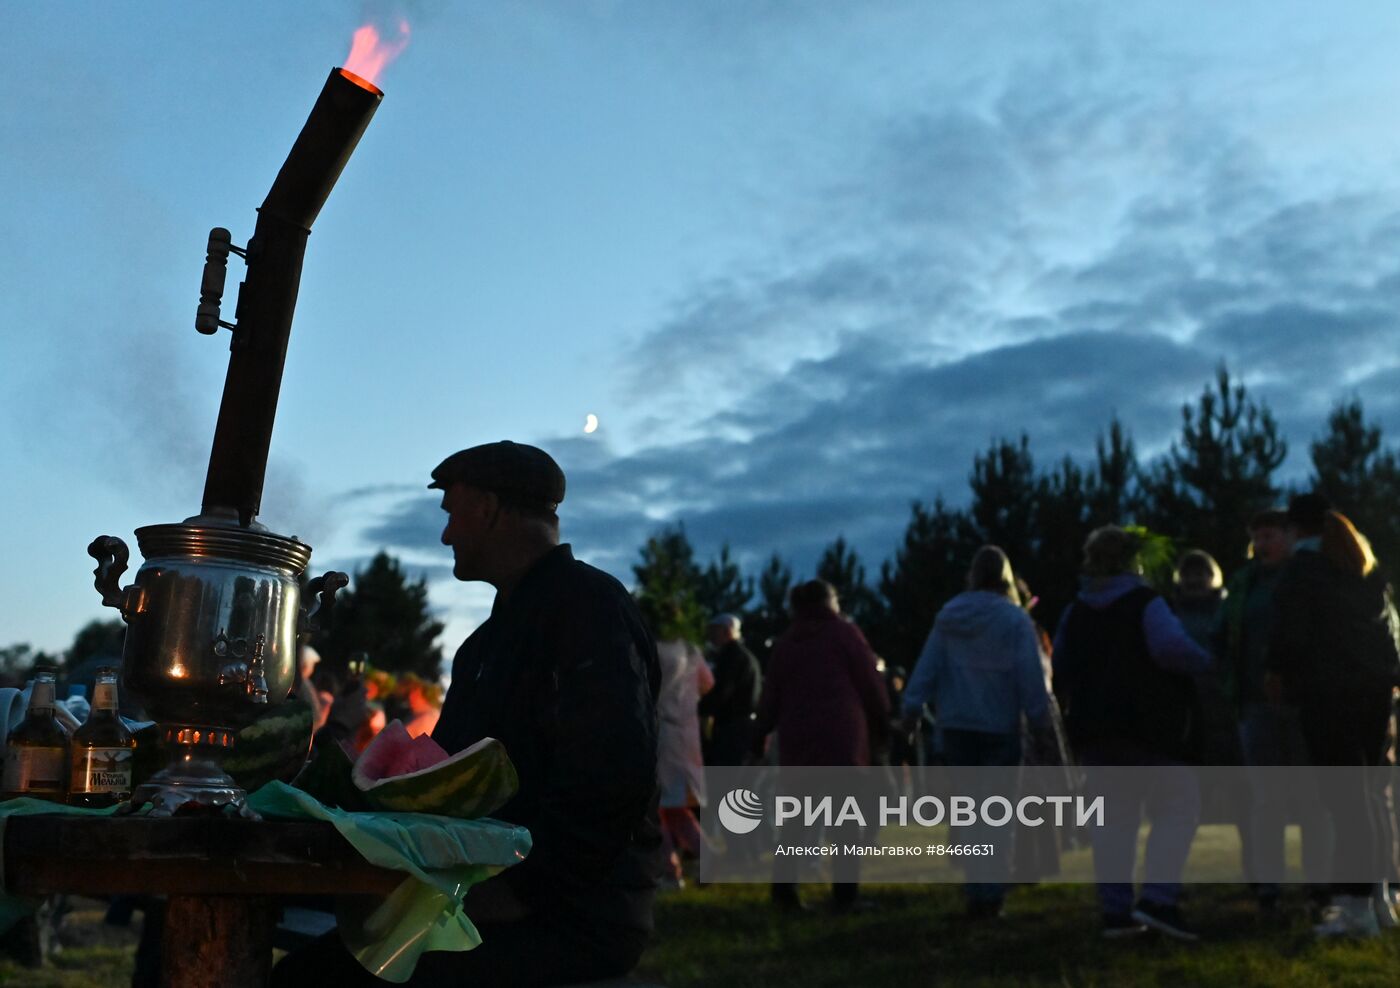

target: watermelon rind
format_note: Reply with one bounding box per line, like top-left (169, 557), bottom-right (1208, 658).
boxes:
top-left (225, 699), bottom-right (315, 792)
top-left (351, 735), bottom-right (518, 818)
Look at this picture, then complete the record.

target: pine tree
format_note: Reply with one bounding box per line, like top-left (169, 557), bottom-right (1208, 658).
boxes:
top-left (1030, 456), bottom-right (1094, 632)
top-left (1310, 399), bottom-right (1400, 575)
top-left (696, 543), bottom-right (755, 618)
top-left (875, 499), bottom-right (981, 673)
top-left (1140, 366), bottom-right (1286, 570)
top-left (969, 435), bottom-right (1038, 568)
top-left (815, 536), bottom-right (884, 632)
top-left (632, 525), bottom-right (706, 642)
top-left (1022, 419), bottom-right (1142, 632)
top-left (1088, 417), bottom-right (1139, 524)
top-left (1311, 399), bottom-right (1389, 505)
top-left (313, 552), bottom-right (445, 680)
top-left (742, 552), bottom-right (793, 665)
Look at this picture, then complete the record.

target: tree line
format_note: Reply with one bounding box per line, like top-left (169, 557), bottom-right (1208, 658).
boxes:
top-left (634, 367), bottom-right (1400, 676)
top-left (13, 367), bottom-right (1400, 684)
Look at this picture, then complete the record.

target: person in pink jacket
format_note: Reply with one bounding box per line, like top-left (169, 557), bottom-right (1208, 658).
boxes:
top-left (752, 579), bottom-right (890, 911)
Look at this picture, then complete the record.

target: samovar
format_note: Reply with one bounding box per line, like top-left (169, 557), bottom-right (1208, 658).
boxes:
top-left (86, 67), bottom-right (383, 815)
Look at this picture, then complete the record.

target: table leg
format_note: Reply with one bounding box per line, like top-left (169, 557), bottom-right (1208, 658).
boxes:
top-left (160, 894), bottom-right (273, 988)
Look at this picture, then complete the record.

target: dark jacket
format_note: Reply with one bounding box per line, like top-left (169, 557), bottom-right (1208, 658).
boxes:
top-left (1171, 588), bottom-right (1242, 763)
top-left (698, 639), bottom-right (761, 766)
top-left (1053, 577), bottom-right (1209, 761)
top-left (434, 545), bottom-right (662, 932)
top-left (1212, 560), bottom-right (1287, 708)
top-left (1267, 548), bottom-right (1400, 706)
top-left (753, 613), bottom-right (889, 766)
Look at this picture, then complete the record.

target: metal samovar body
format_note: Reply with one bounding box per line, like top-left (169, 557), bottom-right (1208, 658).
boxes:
top-left (88, 522), bottom-right (344, 815)
top-left (84, 67), bottom-right (381, 815)
top-left (121, 524), bottom-right (310, 722)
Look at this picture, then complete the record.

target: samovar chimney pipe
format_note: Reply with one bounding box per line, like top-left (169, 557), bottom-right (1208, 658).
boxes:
top-left (87, 64), bottom-right (374, 815)
top-left (199, 68), bottom-right (382, 526)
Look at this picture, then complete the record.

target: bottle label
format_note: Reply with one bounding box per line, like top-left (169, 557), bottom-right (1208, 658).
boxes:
top-left (94, 683), bottom-right (118, 709)
top-left (3, 746), bottom-right (65, 793)
top-left (70, 748), bottom-right (134, 794)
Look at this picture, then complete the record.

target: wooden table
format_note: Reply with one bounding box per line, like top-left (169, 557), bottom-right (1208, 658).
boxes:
top-left (5, 814), bottom-right (405, 987)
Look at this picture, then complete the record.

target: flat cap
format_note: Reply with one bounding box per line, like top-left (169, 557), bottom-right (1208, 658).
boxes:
top-left (428, 441), bottom-right (566, 511)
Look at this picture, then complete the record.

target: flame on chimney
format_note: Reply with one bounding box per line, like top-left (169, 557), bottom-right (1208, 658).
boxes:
top-left (342, 20), bottom-right (410, 90)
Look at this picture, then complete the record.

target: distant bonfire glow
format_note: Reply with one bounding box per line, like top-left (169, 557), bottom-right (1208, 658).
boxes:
top-left (343, 19), bottom-right (410, 87)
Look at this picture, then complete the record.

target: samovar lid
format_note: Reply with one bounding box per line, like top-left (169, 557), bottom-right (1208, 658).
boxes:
top-left (134, 522), bottom-right (313, 573)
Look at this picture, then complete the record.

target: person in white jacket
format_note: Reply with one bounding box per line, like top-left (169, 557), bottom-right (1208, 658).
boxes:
top-left (656, 632), bottom-right (714, 888)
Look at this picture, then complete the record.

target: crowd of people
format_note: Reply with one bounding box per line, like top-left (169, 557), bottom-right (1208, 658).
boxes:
top-left (53, 438), bottom-right (1384, 982)
top-left (650, 491), bottom-right (1400, 945)
top-left (298, 649), bottom-right (445, 754)
top-left (14, 437), bottom-right (1400, 985)
top-left (259, 447), bottom-right (1400, 960)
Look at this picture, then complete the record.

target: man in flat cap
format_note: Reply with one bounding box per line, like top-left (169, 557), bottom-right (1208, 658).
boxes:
top-left (275, 441), bottom-right (661, 986)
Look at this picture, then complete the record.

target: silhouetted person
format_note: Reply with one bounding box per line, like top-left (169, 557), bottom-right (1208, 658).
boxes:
top-left (399, 674), bottom-right (442, 739)
top-left (902, 546), bottom-right (1051, 919)
top-left (699, 613), bottom-right (761, 767)
top-left (1053, 525), bottom-right (1211, 941)
top-left (1268, 493), bottom-right (1400, 937)
top-left (752, 579), bottom-right (889, 912)
top-left (273, 441), bottom-right (661, 986)
top-left (1172, 550), bottom-right (1225, 648)
top-left (651, 602), bottom-right (713, 888)
top-left (1171, 548), bottom-right (1247, 890)
top-left (1214, 509), bottom-right (1331, 911)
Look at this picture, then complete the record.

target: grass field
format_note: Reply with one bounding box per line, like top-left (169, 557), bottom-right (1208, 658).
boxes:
top-left (631, 823), bottom-right (1400, 986)
top-left (633, 882), bottom-right (1400, 987)
top-left (0, 898), bottom-right (139, 988)
top-left (5, 830), bottom-right (1400, 988)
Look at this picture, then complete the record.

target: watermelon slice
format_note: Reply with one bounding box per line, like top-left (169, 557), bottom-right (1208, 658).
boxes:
top-left (355, 721), bottom-right (447, 777)
top-left (351, 719), bottom-right (518, 818)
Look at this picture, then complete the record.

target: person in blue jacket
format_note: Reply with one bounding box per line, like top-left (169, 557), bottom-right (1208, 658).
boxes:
top-left (1053, 525), bottom-right (1211, 942)
top-left (902, 545), bottom-right (1051, 919)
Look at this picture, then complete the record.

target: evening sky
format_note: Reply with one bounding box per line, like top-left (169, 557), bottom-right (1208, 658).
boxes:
top-left (5, 2), bottom-right (1400, 658)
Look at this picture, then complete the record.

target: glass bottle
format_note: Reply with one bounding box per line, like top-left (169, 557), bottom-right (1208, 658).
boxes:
top-left (67, 669), bottom-right (137, 807)
top-left (2, 669), bottom-right (71, 801)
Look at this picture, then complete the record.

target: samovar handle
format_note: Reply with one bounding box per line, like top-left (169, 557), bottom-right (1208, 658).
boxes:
top-left (303, 571), bottom-right (349, 635)
top-left (87, 536), bottom-right (140, 621)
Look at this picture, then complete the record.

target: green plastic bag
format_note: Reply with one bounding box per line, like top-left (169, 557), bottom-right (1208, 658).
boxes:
top-left (0, 784), bottom-right (531, 984)
top-left (248, 781), bottom-right (531, 982)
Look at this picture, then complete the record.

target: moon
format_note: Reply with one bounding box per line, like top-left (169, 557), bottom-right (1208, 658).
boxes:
top-left (583, 414), bottom-right (599, 434)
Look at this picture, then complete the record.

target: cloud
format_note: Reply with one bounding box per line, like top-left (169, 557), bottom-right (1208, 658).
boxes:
top-left (352, 32), bottom-right (1400, 600)
top-left (1198, 304), bottom-right (1400, 385)
top-left (358, 328), bottom-right (1214, 591)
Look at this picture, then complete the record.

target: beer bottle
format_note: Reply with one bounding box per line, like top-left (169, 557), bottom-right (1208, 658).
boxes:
top-left (68, 669), bottom-right (137, 807)
top-left (2, 669), bottom-right (71, 801)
